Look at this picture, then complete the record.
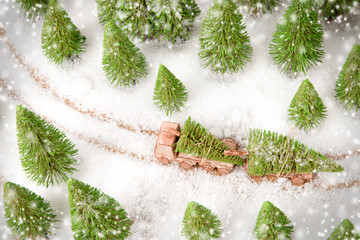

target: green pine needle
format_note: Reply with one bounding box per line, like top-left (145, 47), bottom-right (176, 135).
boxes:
top-left (288, 79), bottom-right (327, 131)
top-left (182, 201), bottom-right (222, 240)
top-left (102, 21), bottom-right (148, 87)
top-left (16, 105), bottom-right (78, 187)
top-left (254, 201), bottom-right (293, 240)
top-left (153, 64), bottom-right (188, 116)
top-left (246, 129), bottom-right (343, 176)
top-left (96, 0), bottom-right (120, 25)
top-left (335, 44), bottom-right (360, 112)
top-left (15, 0), bottom-right (49, 21)
top-left (199, 0), bottom-right (253, 74)
top-left (316, 0), bottom-right (354, 21)
top-left (3, 181), bottom-right (58, 240)
top-left (269, 0), bottom-right (324, 76)
top-left (328, 219), bottom-right (360, 240)
top-left (175, 117), bottom-right (243, 165)
top-left (41, 0), bottom-right (86, 65)
top-left (239, 0), bottom-right (281, 14)
top-left (68, 178), bottom-right (132, 240)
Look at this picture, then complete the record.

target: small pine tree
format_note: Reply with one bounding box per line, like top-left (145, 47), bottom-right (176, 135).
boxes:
top-left (16, 105), bottom-right (78, 187)
top-left (68, 178), bottom-right (132, 239)
top-left (335, 44), bottom-right (360, 112)
top-left (3, 181), bottom-right (58, 240)
top-left (269, 0), bottom-right (324, 76)
top-left (182, 201), bottom-right (222, 240)
top-left (288, 79), bottom-right (327, 131)
top-left (254, 201), bottom-right (293, 240)
top-left (96, 0), bottom-right (120, 25)
top-left (328, 219), bottom-right (360, 240)
top-left (316, 0), bottom-right (354, 21)
top-left (239, 0), bottom-right (281, 14)
top-left (15, 0), bottom-right (49, 21)
top-left (103, 21), bottom-right (148, 87)
top-left (246, 129), bottom-right (344, 176)
top-left (199, 0), bottom-right (253, 74)
top-left (150, 0), bottom-right (190, 43)
top-left (153, 64), bottom-right (188, 116)
top-left (179, 0), bottom-right (201, 29)
top-left (41, 0), bottom-right (86, 64)
top-left (118, 0), bottom-right (156, 41)
top-left (175, 117), bottom-right (244, 165)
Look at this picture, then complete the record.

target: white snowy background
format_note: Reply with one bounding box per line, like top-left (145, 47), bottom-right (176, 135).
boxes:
top-left (0, 0), bottom-right (360, 239)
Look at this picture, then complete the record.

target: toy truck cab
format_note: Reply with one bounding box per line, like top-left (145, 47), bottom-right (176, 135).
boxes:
top-left (154, 121), bottom-right (181, 165)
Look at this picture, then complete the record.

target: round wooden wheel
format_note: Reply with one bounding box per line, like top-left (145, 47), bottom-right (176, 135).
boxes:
top-left (251, 175), bottom-right (264, 183)
top-left (202, 164), bottom-right (215, 172)
top-left (158, 157), bottom-right (170, 165)
top-left (267, 175), bottom-right (278, 182)
top-left (179, 162), bottom-right (192, 171)
top-left (291, 176), bottom-right (306, 186)
top-left (217, 168), bottom-right (231, 175)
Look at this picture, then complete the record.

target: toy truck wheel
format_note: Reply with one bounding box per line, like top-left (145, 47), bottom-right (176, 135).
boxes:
top-left (179, 161), bottom-right (192, 171)
top-left (251, 175), bottom-right (264, 183)
top-left (217, 168), bottom-right (230, 175)
top-left (158, 157), bottom-right (170, 165)
top-left (291, 176), bottom-right (306, 186)
top-left (202, 164), bottom-right (215, 172)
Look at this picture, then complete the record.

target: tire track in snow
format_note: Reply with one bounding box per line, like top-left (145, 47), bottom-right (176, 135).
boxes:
top-left (0, 27), bottom-right (158, 137)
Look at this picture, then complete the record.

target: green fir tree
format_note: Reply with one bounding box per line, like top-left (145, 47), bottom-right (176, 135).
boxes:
top-left (118, 0), bottom-right (156, 41)
top-left (199, 0), bottom-right (253, 74)
top-left (288, 79), bottom-right (327, 131)
top-left (103, 21), bottom-right (148, 87)
top-left (239, 0), bottom-right (281, 14)
top-left (179, 0), bottom-right (201, 29)
top-left (335, 44), bottom-right (360, 112)
top-left (41, 0), bottom-right (86, 65)
top-left (15, 0), bottom-right (49, 21)
top-left (150, 0), bottom-right (190, 43)
top-left (175, 117), bottom-right (244, 165)
top-left (246, 129), bottom-right (344, 176)
top-left (269, 0), bottom-right (324, 76)
top-left (16, 105), bottom-right (78, 187)
top-left (68, 178), bottom-right (132, 239)
top-left (3, 181), bottom-right (58, 240)
top-left (96, 0), bottom-right (120, 25)
top-left (316, 0), bottom-right (354, 21)
top-left (254, 201), bottom-right (293, 240)
top-left (328, 219), bottom-right (360, 240)
top-left (182, 201), bottom-right (222, 240)
top-left (153, 64), bottom-right (188, 116)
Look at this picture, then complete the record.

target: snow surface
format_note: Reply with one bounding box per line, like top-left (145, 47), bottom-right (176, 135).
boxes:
top-left (0, 0), bottom-right (360, 239)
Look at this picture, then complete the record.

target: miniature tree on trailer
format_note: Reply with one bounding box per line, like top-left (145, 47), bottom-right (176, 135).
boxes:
top-left (328, 219), bottom-right (360, 240)
top-left (41, 0), bottom-right (86, 65)
top-left (96, 0), bottom-right (120, 25)
top-left (254, 201), bottom-right (293, 240)
top-left (68, 178), bottom-right (132, 239)
top-left (335, 44), bottom-right (360, 112)
top-left (15, 0), bottom-right (49, 21)
top-left (238, 0), bottom-right (281, 15)
top-left (179, 0), bottom-right (201, 29)
top-left (3, 181), bottom-right (58, 240)
top-left (269, 0), bottom-right (324, 76)
top-left (316, 0), bottom-right (354, 21)
top-left (199, 0), bottom-right (253, 74)
top-left (103, 21), bottom-right (148, 87)
top-left (182, 201), bottom-right (223, 240)
top-left (16, 105), bottom-right (78, 187)
top-left (153, 64), bottom-right (188, 116)
top-left (288, 79), bottom-right (327, 131)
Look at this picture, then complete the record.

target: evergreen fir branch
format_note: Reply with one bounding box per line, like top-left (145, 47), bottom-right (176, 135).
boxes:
top-left (3, 181), bottom-right (58, 240)
top-left (15, 0), bottom-right (49, 21)
top-left (175, 117), bottom-right (243, 165)
top-left (68, 178), bottom-right (132, 239)
top-left (238, 0), bottom-right (281, 14)
top-left (16, 105), bottom-right (78, 187)
top-left (269, 0), bottom-right (324, 76)
top-left (316, 0), bottom-right (354, 21)
top-left (41, 0), bottom-right (86, 65)
top-left (102, 21), bottom-right (148, 87)
top-left (246, 129), bottom-right (343, 176)
top-left (96, 0), bottom-right (120, 25)
top-left (288, 79), bottom-right (327, 131)
top-left (335, 44), bottom-right (360, 112)
top-left (153, 64), bottom-right (188, 116)
top-left (199, 0), bottom-right (253, 74)
top-left (328, 219), bottom-right (360, 240)
top-left (254, 201), bottom-right (293, 240)
top-left (179, 0), bottom-right (201, 29)
top-left (182, 201), bottom-right (222, 240)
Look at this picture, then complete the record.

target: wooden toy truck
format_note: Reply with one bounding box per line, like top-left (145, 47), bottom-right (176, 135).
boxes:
top-left (154, 121), bottom-right (315, 185)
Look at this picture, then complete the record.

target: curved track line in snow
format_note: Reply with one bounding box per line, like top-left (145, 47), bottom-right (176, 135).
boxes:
top-left (0, 28), bottom-right (158, 137)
